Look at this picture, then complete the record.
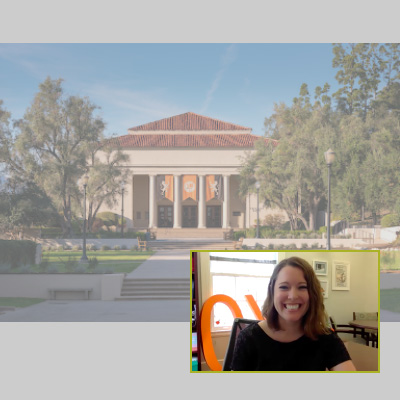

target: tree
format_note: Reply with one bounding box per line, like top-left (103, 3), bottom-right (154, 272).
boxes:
top-left (0, 180), bottom-right (58, 238)
top-left (14, 77), bottom-right (105, 236)
top-left (84, 142), bottom-right (130, 233)
top-left (241, 85), bottom-right (339, 231)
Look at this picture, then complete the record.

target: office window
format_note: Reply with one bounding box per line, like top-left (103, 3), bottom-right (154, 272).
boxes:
top-left (210, 252), bottom-right (277, 331)
top-left (136, 211), bottom-right (141, 220)
top-left (145, 212), bottom-right (149, 220)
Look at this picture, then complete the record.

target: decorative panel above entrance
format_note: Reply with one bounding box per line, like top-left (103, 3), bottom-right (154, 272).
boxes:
top-left (183, 175), bottom-right (198, 201)
top-left (157, 175), bottom-right (174, 201)
top-left (206, 175), bottom-right (223, 201)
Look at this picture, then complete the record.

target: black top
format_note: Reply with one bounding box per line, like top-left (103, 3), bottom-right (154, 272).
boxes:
top-left (230, 322), bottom-right (351, 371)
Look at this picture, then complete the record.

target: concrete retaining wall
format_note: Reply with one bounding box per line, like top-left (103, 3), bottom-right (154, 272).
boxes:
top-left (0, 273), bottom-right (124, 300)
top-left (380, 227), bottom-right (400, 243)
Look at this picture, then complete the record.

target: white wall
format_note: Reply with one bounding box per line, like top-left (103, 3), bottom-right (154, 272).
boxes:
top-left (279, 251), bottom-right (379, 325)
top-left (0, 274), bottom-right (125, 300)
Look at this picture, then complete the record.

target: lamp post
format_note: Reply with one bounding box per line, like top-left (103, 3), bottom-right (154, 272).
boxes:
top-left (80, 174), bottom-right (89, 263)
top-left (324, 148), bottom-right (335, 250)
top-left (121, 180), bottom-right (125, 238)
top-left (255, 181), bottom-right (260, 239)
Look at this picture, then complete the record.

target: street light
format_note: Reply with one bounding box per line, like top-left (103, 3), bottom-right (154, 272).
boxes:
top-left (324, 148), bottom-right (335, 250)
top-left (121, 180), bottom-right (125, 238)
top-left (80, 174), bottom-right (89, 263)
top-left (255, 181), bottom-right (261, 239)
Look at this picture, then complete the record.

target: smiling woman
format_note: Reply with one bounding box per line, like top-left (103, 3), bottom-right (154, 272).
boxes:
top-left (230, 257), bottom-right (357, 371)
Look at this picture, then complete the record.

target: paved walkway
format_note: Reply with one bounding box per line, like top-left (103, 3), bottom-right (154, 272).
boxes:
top-left (381, 309), bottom-right (400, 322)
top-left (126, 249), bottom-right (190, 279)
top-left (0, 249), bottom-right (191, 322)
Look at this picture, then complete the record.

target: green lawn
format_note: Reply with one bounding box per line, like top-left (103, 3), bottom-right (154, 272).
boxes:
top-left (0, 297), bottom-right (46, 308)
top-left (380, 289), bottom-right (400, 313)
top-left (42, 250), bottom-right (154, 262)
top-left (0, 250), bottom-right (154, 274)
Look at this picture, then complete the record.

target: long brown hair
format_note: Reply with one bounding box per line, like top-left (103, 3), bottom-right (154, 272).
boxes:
top-left (261, 256), bottom-right (330, 340)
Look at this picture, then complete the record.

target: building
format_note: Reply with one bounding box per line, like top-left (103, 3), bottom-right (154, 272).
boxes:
top-left (103, 112), bottom-right (282, 238)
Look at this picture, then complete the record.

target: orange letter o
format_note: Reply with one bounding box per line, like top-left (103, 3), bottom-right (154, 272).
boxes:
top-left (200, 294), bottom-right (243, 371)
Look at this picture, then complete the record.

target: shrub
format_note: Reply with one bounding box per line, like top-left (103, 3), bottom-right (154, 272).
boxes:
top-left (59, 256), bottom-right (78, 272)
top-left (131, 245), bottom-right (139, 251)
top-left (87, 257), bottom-right (99, 272)
top-left (301, 243), bottom-right (308, 249)
top-left (263, 214), bottom-right (285, 230)
top-left (114, 245), bottom-right (121, 251)
top-left (38, 258), bottom-right (49, 273)
top-left (74, 265), bottom-right (86, 274)
top-left (260, 227), bottom-right (273, 238)
top-left (134, 231), bottom-right (147, 241)
top-left (267, 243), bottom-right (274, 250)
top-left (91, 218), bottom-right (104, 233)
top-left (247, 228), bottom-right (256, 238)
top-left (63, 244), bottom-right (72, 251)
top-left (311, 242), bottom-right (320, 249)
top-left (0, 239), bottom-right (37, 268)
top-left (101, 245), bottom-right (111, 251)
top-left (287, 243), bottom-right (297, 249)
top-left (86, 244), bottom-right (97, 251)
top-left (97, 212), bottom-right (119, 231)
top-left (72, 245), bottom-right (82, 251)
top-left (255, 243), bottom-right (264, 250)
top-left (121, 244), bottom-right (127, 250)
top-left (381, 214), bottom-right (400, 228)
top-left (233, 230), bottom-right (246, 241)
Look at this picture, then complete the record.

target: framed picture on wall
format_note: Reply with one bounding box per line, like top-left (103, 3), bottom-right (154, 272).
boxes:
top-left (313, 260), bottom-right (328, 276)
top-left (319, 279), bottom-right (328, 298)
top-left (332, 261), bottom-right (350, 290)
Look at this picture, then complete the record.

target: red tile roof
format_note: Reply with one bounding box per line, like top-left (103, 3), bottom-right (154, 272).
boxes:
top-left (107, 133), bottom-right (275, 148)
top-left (128, 112), bottom-right (251, 132)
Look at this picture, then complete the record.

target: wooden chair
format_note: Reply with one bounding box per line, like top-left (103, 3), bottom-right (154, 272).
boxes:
top-left (137, 238), bottom-right (147, 250)
top-left (329, 316), bottom-right (358, 336)
top-left (353, 312), bottom-right (378, 348)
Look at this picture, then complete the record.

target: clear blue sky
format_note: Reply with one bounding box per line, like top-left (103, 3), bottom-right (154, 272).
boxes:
top-left (0, 43), bottom-right (339, 137)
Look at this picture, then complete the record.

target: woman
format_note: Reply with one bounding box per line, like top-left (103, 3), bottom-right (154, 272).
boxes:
top-left (230, 256), bottom-right (356, 371)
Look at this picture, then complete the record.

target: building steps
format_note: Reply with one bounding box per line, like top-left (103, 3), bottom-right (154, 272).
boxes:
top-left (115, 278), bottom-right (190, 301)
top-left (154, 228), bottom-right (231, 239)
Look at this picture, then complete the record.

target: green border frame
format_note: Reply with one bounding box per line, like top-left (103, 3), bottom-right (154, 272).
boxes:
top-left (190, 249), bottom-right (380, 373)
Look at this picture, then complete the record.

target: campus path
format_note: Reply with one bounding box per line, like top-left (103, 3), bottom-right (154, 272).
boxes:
top-left (0, 249), bottom-right (191, 322)
top-left (381, 309), bottom-right (400, 322)
top-left (126, 249), bottom-right (190, 279)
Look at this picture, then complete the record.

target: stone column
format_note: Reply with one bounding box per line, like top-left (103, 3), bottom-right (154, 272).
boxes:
top-left (173, 174), bottom-right (182, 228)
top-left (148, 174), bottom-right (156, 228)
top-left (222, 174), bottom-right (230, 229)
top-left (198, 174), bottom-right (206, 228)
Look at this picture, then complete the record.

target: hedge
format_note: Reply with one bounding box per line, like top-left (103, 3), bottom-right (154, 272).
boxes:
top-left (0, 239), bottom-right (37, 268)
top-left (381, 214), bottom-right (400, 228)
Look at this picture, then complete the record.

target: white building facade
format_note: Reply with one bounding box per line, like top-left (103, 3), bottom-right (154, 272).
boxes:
top-left (104, 112), bottom-right (283, 238)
